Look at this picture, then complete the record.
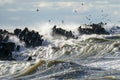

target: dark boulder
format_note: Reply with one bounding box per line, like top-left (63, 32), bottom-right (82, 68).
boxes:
top-left (16, 45), bottom-right (20, 51)
top-left (14, 28), bottom-right (22, 37)
top-left (0, 29), bottom-right (10, 42)
top-left (0, 29), bottom-right (16, 60)
top-left (14, 28), bottom-right (44, 47)
top-left (52, 25), bottom-right (77, 39)
top-left (27, 56), bottom-right (32, 61)
top-left (78, 22), bottom-right (109, 35)
top-left (0, 42), bottom-right (15, 51)
top-left (0, 27), bottom-right (44, 60)
top-left (0, 42), bottom-right (15, 60)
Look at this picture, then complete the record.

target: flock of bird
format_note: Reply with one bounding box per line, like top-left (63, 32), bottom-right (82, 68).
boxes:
top-left (35, 2), bottom-right (112, 24)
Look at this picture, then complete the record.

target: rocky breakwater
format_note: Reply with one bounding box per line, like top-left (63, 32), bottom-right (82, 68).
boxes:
top-left (0, 28), bottom-right (44, 60)
top-left (78, 22), bottom-right (109, 35)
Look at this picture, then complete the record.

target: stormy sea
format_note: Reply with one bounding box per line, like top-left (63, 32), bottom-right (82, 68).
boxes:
top-left (0, 22), bottom-right (120, 80)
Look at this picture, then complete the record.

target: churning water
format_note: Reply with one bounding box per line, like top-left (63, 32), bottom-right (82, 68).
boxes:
top-left (0, 23), bottom-right (120, 80)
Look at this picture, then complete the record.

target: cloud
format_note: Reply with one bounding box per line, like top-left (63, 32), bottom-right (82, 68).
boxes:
top-left (113, 11), bottom-right (119, 15)
top-left (95, 0), bottom-right (109, 4)
top-left (8, 8), bottom-right (34, 12)
top-left (0, 0), bottom-right (14, 6)
top-left (36, 1), bottom-right (83, 8)
top-left (57, 2), bottom-right (77, 8)
top-left (9, 17), bottom-right (20, 21)
top-left (35, 1), bottom-right (93, 12)
top-left (8, 8), bottom-right (23, 12)
top-left (37, 2), bottom-right (53, 8)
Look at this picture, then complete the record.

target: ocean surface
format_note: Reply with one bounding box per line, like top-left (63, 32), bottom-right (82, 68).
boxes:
top-left (0, 23), bottom-right (120, 80)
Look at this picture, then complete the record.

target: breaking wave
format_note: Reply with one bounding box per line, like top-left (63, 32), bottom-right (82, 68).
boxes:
top-left (0, 23), bottom-right (120, 80)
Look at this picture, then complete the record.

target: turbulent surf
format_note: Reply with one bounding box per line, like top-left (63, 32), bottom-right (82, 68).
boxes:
top-left (0, 23), bottom-right (120, 80)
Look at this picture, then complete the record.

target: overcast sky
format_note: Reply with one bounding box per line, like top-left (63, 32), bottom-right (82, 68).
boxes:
top-left (0, 0), bottom-right (120, 28)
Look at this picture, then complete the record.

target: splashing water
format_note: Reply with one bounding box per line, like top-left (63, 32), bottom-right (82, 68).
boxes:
top-left (0, 23), bottom-right (120, 80)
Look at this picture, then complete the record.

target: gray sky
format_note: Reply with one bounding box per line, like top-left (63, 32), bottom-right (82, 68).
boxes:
top-left (0, 0), bottom-right (120, 28)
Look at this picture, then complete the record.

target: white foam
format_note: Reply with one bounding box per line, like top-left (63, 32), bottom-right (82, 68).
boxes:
top-left (8, 35), bottom-right (25, 46)
top-left (1, 22), bottom-right (120, 79)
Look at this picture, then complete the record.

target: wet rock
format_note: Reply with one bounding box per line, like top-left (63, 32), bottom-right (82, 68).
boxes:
top-left (14, 28), bottom-right (22, 37)
top-left (27, 56), bottom-right (32, 61)
top-left (0, 42), bottom-right (16, 60)
top-left (0, 29), bottom-right (16, 60)
top-left (0, 27), bottom-right (44, 60)
top-left (0, 29), bottom-right (10, 42)
top-left (14, 27), bottom-right (44, 47)
top-left (78, 22), bottom-right (109, 35)
top-left (16, 45), bottom-right (20, 51)
top-left (52, 25), bottom-right (77, 39)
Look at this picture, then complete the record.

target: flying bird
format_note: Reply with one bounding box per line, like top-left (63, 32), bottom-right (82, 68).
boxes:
top-left (36, 9), bottom-right (39, 12)
top-left (81, 3), bottom-right (84, 6)
top-left (86, 16), bottom-right (91, 21)
top-left (62, 20), bottom-right (64, 24)
top-left (74, 10), bottom-right (77, 13)
top-left (48, 20), bottom-right (51, 22)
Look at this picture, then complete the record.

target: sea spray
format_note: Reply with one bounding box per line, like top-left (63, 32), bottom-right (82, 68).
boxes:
top-left (8, 35), bottom-right (25, 46)
top-left (0, 23), bottom-right (120, 79)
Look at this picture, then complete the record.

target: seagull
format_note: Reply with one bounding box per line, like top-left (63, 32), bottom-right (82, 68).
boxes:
top-left (48, 20), bottom-right (51, 22)
top-left (62, 20), bottom-right (64, 24)
top-left (36, 9), bottom-right (39, 12)
top-left (74, 10), bottom-right (77, 13)
top-left (86, 16), bottom-right (91, 21)
top-left (81, 3), bottom-right (84, 6)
